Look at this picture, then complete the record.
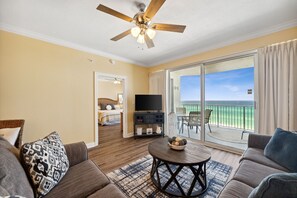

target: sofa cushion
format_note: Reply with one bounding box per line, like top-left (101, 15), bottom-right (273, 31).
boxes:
top-left (0, 148), bottom-right (34, 198)
top-left (242, 148), bottom-right (289, 171)
top-left (264, 128), bottom-right (297, 172)
top-left (0, 185), bottom-right (9, 196)
top-left (45, 160), bottom-right (110, 198)
top-left (21, 132), bottom-right (69, 197)
top-left (248, 173), bottom-right (297, 198)
top-left (233, 160), bottom-right (285, 188)
top-left (218, 179), bottom-right (254, 198)
top-left (87, 184), bottom-right (127, 198)
top-left (0, 137), bottom-right (20, 159)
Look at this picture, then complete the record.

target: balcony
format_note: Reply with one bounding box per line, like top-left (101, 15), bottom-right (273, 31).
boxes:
top-left (176, 102), bottom-right (254, 150)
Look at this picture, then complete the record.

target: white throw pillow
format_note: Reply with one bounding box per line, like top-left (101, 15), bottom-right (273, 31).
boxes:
top-left (106, 105), bottom-right (112, 110)
top-left (114, 104), bottom-right (121, 110)
top-left (0, 127), bottom-right (21, 145)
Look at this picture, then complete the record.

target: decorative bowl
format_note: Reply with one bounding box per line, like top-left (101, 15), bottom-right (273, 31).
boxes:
top-left (168, 142), bottom-right (186, 151)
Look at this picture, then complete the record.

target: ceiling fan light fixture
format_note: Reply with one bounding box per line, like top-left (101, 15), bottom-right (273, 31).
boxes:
top-left (97, 1), bottom-right (186, 49)
top-left (137, 34), bottom-right (145, 44)
top-left (146, 28), bottom-right (156, 39)
top-left (114, 78), bottom-right (121, 84)
top-left (131, 26), bottom-right (141, 37)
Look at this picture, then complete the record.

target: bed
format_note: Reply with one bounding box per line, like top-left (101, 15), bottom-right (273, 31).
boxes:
top-left (98, 98), bottom-right (123, 126)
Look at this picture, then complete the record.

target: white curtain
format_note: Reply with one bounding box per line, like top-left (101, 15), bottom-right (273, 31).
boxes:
top-left (257, 40), bottom-right (297, 135)
top-left (149, 70), bottom-right (171, 135)
top-left (149, 71), bottom-right (166, 111)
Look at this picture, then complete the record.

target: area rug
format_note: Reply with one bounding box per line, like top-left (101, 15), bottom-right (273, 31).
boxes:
top-left (107, 155), bottom-right (232, 198)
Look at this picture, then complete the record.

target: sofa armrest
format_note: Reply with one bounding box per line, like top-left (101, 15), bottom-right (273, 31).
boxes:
top-left (64, 141), bottom-right (88, 167)
top-left (248, 134), bottom-right (271, 150)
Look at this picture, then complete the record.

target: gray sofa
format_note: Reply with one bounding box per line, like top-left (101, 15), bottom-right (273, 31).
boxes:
top-left (218, 133), bottom-right (290, 197)
top-left (0, 138), bottom-right (127, 198)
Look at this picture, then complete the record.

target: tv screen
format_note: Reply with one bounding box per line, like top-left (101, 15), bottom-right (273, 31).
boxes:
top-left (135, 94), bottom-right (162, 111)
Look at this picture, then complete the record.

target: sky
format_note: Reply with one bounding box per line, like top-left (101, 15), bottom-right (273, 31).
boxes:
top-left (180, 67), bottom-right (254, 101)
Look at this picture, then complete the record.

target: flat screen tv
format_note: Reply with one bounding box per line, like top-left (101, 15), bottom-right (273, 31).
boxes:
top-left (135, 94), bottom-right (162, 111)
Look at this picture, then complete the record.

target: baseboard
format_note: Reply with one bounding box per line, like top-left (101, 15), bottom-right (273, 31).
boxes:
top-left (124, 132), bottom-right (134, 138)
top-left (86, 142), bottom-right (98, 149)
top-left (87, 133), bottom-right (132, 148)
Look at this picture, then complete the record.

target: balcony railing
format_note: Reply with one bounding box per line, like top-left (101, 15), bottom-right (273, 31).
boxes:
top-left (182, 103), bottom-right (254, 131)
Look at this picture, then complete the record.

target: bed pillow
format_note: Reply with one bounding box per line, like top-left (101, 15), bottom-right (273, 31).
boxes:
top-left (264, 128), bottom-right (297, 172)
top-left (114, 104), bottom-right (121, 110)
top-left (20, 132), bottom-right (69, 197)
top-left (100, 103), bottom-right (107, 110)
top-left (100, 104), bottom-right (105, 110)
top-left (106, 105), bottom-right (112, 110)
top-left (0, 127), bottom-right (21, 145)
top-left (110, 104), bottom-right (115, 110)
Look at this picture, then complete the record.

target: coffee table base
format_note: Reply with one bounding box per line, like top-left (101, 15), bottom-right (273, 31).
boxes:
top-left (150, 157), bottom-right (208, 197)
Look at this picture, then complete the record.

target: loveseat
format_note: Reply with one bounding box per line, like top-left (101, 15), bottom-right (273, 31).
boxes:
top-left (218, 133), bottom-right (297, 197)
top-left (0, 137), bottom-right (127, 198)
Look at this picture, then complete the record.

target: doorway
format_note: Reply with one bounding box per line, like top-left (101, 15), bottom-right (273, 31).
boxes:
top-left (94, 72), bottom-right (127, 146)
top-left (167, 52), bottom-right (256, 152)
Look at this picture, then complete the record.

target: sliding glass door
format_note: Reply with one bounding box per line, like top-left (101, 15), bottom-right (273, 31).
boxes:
top-left (167, 54), bottom-right (255, 151)
top-left (168, 65), bottom-right (202, 140)
top-left (204, 56), bottom-right (255, 150)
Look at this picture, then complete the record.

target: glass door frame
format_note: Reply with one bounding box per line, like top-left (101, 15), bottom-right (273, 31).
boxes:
top-left (166, 50), bottom-right (257, 153)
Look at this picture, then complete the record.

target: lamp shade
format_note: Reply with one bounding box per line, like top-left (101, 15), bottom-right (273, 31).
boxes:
top-left (131, 26), bottom-right (141, 37)
top-left (137, 34), bottom-right (145, 44)
top-left (146, 28), bottom-right (156, 39)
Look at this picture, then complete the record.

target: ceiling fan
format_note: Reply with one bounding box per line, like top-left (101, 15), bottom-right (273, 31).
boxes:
top-left (97, 0), bottom-right (186, 49)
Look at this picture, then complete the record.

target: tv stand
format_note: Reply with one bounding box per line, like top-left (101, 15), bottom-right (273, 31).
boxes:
top-left (134, 112), bottom-right (164, 138)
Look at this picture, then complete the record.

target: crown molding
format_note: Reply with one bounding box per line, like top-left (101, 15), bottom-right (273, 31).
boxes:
top-left (0, 22), bottom-right (147, 67)
top-left (1, 20), bottom-right (296, 68)
top-left (148, 19), bottom-right (297, 67)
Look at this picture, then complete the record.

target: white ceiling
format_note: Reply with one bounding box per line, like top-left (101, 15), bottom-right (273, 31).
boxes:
top-left (0, 0), bottom-right (297, 67)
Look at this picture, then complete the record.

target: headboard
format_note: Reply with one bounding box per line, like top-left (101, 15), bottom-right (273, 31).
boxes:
top-left (98, 98), bottom-right (118, 106)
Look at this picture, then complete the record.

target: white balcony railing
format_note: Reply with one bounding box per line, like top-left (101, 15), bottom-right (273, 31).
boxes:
top-left (182, 103), bottom-right (254, 131)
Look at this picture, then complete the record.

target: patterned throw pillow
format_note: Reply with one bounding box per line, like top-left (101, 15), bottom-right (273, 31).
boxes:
top-left (20, 132), bottom-right (69, 197)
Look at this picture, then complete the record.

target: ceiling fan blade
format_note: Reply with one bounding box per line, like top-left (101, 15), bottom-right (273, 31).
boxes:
top-left (144, 0), bottom-right (166, 20)
top-left (111, 29), bottom-right (131, 41)
top-left (152, 23), bottom-right (186, 33)
top-left (144, 34), bottom-right (155, 48)
top-left (97, 4), bottom-right (133, 22)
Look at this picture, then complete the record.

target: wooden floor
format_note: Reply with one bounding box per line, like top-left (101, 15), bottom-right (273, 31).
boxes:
top-left (88, 124), bottom-right (241, 179)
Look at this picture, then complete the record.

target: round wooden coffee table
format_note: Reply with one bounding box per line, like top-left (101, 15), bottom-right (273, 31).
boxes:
top-left (148, 138), bottom-right (211, 197)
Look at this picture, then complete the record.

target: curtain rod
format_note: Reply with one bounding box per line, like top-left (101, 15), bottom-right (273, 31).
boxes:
top-left (268, 38), bottom-right (297, 47)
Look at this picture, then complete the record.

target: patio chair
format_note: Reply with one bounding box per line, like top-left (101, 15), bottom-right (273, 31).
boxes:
top-left (176, 107), bottom-right (186, 131)
top-left (183, 109), bottom-right (213, 135)
top-left (204, 109), bottom-right (213, 133)
top-left (183, 111), bottom-right (200, 135)
top-left (0, 119), bottom-right (25, 148)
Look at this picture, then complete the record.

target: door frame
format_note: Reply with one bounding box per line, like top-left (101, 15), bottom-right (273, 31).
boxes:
top-left (94, 72), bottom-right (128, 147)
top-left (166, 50), bottom-right (257, 153)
